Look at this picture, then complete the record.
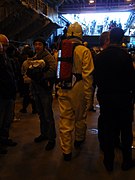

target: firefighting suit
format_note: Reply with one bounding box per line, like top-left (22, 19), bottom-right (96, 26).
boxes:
top-left (58, 40), bottom-right (94, 154)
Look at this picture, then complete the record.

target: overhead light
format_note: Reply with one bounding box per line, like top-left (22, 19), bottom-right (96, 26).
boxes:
top-left (89, 0), bottom-right (95, 4)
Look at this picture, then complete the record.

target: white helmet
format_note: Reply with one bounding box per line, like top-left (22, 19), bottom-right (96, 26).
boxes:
top-left (67, 22), bottom-right (83, 39)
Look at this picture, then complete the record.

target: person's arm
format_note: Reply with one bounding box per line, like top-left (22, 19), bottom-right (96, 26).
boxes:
top-left (42, 50), bottom-right (56, 80)
top-left (82, 47), bottom-right (94, 110)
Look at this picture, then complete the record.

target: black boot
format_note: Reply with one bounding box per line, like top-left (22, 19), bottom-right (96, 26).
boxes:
top-left (1, 139), bottom-right (18, 147)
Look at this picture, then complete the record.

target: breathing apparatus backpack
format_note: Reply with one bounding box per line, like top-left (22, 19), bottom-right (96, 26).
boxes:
top-left (56, 38), bottom-right (81, 89)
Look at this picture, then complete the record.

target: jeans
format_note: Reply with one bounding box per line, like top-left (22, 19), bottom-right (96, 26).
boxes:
top-left (34, 91), bottom-right (56, 141)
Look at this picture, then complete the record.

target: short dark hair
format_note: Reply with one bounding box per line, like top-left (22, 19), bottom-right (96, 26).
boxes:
top-left (110, 27), bottom-right (124, 44)
top-left (33, 37), bottom-right (46, 46)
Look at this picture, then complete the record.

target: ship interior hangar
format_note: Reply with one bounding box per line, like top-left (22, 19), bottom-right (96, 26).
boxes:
top-left (0, 0), bottom-right (135, 47)
top-left (0, 1), bottom-right (135, 180)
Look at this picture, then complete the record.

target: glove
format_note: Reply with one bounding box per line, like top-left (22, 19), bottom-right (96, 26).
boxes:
top-left (26, 67), bottom-right (44, 81)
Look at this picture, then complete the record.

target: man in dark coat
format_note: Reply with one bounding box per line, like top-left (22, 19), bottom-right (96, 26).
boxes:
top-left (27, 37), bottom-right (56, 150)
top-left (94, 28), bottom-right (135, 171)
top-left (0, 34), bottom-right (17, 154)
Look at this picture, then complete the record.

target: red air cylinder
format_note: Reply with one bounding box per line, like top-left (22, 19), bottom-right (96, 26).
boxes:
top-left (57, 39), bottom-right (79, 89)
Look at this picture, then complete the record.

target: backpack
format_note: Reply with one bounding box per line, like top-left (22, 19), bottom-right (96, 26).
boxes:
top-left (57, 38), bottom-right (80, 89)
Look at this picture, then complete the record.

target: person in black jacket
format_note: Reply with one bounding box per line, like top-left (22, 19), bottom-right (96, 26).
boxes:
top-left (27, 37), bottom-right (56, 151)
top-left (94, 28), bottom-right (135, 171)
top-left (0, 34), bottom-right (17, 154)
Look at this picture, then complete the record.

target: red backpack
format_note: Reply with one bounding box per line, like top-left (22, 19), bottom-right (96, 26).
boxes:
top-left (57, 38), bottom-right (80, 89)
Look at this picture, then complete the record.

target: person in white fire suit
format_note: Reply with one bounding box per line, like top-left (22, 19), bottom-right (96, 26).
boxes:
top-left (57, 22), bottom-right (94, 161)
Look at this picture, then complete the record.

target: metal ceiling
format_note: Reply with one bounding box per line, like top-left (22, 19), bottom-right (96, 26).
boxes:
top-left (57, 0), bottom-right (135, 35)
top-left (58, 0), bottom-right (135, 14)
top-left (0, 0), bottom-right (135, 43)
top-left (0, 0), bottom-right (61, 42)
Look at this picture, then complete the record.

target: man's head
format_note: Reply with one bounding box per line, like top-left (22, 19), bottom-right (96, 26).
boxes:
top-left (67, 22), bottom-right (83, 40)
top-left (21, 45), bottom-right (33, 59)
top-left (110, 27), bottom-right (124, 44)
top-left (0, 34), bottom-right (9, 52)
top-left (99, 31), bottom-right (110, 49)
top-left (33, 37), bottom-right (46, 53)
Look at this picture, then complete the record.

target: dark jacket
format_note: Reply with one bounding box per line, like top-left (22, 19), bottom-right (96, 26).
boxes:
top-left (94, 45), bottom-right (134, 108)
top-left (28, 49), bottom-right (56, 94)
top-left (0, 54), bottom-right (16, 99)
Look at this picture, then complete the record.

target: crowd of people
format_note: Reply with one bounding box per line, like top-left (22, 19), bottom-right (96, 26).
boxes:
top-left (0, 23), bottom-right (135, 172)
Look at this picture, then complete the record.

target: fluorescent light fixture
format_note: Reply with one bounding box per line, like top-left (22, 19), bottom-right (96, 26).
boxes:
top-left (89, 0), bottom-right (95, 3)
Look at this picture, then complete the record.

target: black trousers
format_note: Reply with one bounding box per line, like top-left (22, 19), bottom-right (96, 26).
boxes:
top-left (98, 103), bottom-right (133, 164)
